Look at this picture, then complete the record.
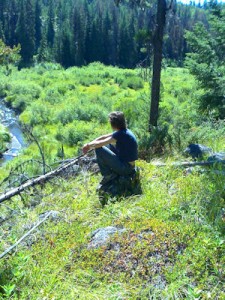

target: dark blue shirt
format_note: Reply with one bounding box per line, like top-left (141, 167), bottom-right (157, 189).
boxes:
top-left (112, 129), bottom-right (138, 162)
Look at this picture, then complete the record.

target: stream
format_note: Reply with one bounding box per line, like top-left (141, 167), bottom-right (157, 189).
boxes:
top-left (0, 99), bottom-right (25, 166)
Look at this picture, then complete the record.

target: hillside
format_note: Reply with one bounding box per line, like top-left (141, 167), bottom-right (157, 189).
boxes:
top-left (0, 160), bottom-right (225, 299)
top-left (0, 64), bottom-right (225, 299)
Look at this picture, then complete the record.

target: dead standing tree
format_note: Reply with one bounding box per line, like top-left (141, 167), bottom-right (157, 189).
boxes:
top-left (23, 124), bottom-right (47, 175)
top-left (115, 0), bottom-right (173, 130)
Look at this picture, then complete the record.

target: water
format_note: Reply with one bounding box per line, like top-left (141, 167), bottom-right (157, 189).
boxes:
top-left (0, 99), bottom-right (25, 165)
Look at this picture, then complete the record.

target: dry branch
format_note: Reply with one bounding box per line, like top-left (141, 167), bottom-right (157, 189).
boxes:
top-left (0, 211), bottom-right (52, 259)
top-left (0, 153), bottom-right (87, 204)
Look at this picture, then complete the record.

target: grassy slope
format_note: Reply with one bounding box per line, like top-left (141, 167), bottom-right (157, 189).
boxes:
top-left (0, 162), bottom-right (225, 299)
top-left (0, 64), bottom-right (225, 299)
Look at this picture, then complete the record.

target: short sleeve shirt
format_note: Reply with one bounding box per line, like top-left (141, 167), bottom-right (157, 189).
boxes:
top-left (112, 129), bottom-right (138, 162)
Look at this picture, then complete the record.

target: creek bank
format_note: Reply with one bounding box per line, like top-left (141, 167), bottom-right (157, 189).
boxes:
top-left (0, 99), bottom-right (25, 165)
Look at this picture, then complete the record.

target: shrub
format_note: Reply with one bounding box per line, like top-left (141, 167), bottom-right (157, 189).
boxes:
top-left (56, 107), bottom-right (77, 125)
top-left (75, 104), bottom-right (108, 124)
top-left (79, 76), bottom-right (102, 87)
top-left (26, 102), bottom-right (52, 126)
top-left (0, 80), bottom-right (7, 97)
top-left (4, 82), bottom-right (42, 112)
top-left (60, 121), bottom-right (93, 146)
top-left (116, 75), bottom-right (144, 90)
top-left (138, 126), bottom-right (173, 159)
top-left (45, 88), bottom-right (63, 104)
top-left (0, 124), bottom-right (11, 153)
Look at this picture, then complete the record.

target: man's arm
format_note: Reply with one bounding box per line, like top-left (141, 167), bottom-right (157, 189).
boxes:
top-left (93, 133), bottom-right (113, 142)
top-left (83, 134), bottom-right (116, 154)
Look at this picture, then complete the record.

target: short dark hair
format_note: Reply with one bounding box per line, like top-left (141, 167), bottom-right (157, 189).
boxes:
top-left (109, 111), bottom-right (127, 130)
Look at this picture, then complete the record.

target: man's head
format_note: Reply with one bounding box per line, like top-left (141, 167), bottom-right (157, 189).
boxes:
top-left (109, 111), bottom-right (127, 130)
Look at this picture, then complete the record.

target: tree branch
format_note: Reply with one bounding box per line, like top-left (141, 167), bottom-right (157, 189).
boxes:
top-left (0, 211), bottom-right (52, 259)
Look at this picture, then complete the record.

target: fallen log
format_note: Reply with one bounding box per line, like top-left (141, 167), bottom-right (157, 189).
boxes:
top-left (0, 153), bottom-right (87, 204)
top-left (0, 211), bottom-right (52, 259)
top-left (151, 160), bottom-right (225, 168)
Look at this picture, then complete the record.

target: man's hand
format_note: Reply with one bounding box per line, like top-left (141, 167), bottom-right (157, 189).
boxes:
top-left (82, 143), bottom-right (91, 154)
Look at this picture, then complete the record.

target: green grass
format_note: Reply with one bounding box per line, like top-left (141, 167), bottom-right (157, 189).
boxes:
top-left (0, 124), bottom-right (10, 154)
top-left (0, 161), bottom-right (224, 299)
top-left (0, 63), bottom-right (225, 299)
top-left (0, 62), bottom-right (224, 167)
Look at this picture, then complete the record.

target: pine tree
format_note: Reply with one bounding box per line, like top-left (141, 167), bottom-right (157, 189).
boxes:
top-left (61, 30), bottom-right (72, 68)
top-left (47, 0), bottom-right (55, 47)
top-left (16, 0), bottom-right (35, 66)
top-left (72, 4), bottom-right (86, 66)
top-left (8, 0), bottom-right (19, 47)
top-left (185, 3), bottom-right (225, 118)
top-left (0, 22), bottom-right (5, 41)
top-left (35, 0), bottom-right (42, 51)
top-left (37, 30), bottom-right (49, 62)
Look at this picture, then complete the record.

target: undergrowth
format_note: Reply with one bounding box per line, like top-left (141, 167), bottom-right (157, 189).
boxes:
top-left (0, 161), bottom-right (224, 299)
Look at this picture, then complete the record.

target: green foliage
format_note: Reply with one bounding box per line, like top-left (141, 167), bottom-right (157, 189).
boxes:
top-left (0, 40), bottom-right (21, 66)
top-left (185, 4), bottom-right (225, 118)
top-left (0, 161), bottom-right (225, 298)
top-left (1, 63), bottom-right (224, 164)
top-left (0, 63), bottom-right (225, 298)
top-left (118, 75), bottom-right (144, 90)
top-left (0, 124), bottom-right (11, 154)
top-left (0, 0), bottom-right (209, 68)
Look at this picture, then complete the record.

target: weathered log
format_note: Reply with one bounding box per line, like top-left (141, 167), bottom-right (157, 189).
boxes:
top-left (0, 211), bottom-right (52, 259)
top-left (151, 160), bottom-right (225, 168)
top-left (0, 153), bottom-right (86, 204)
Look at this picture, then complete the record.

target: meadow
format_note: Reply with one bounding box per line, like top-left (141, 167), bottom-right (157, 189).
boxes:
top-left (1, 62), bottom-right (224, 169)
top-left (0, 63), bottom-right (225, 299)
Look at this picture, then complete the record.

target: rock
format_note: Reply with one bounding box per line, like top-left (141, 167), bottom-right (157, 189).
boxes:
top-left (207, 152), bottom-right (225, 162)
top-left (88, 226), bottom-right (126, 249)
top-left (184, 144), bottom-right (212, 159)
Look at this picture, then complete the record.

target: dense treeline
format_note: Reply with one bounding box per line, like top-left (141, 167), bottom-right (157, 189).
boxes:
top-left (0, 0), bottom-right (208, 68)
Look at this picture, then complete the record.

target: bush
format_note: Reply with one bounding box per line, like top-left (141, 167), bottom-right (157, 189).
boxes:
top-left (58, 121), bottom-right (93, 146)
top-left (5, 82), bottom-right (42, 112)
top-left (75, 104), bottom-right (108, 124)
top-left (45, 88), bottom-right (62, 104)
top-left (116, 75), bottom-right (144, 90)
top-left (79, 76), bottom-right (102, 87)
top-left (138, 126), bottom-right (173, 159)
top-left (0, 124), bottom-right (11, 153)
top-left (0, 80), bottom-right (7, 97)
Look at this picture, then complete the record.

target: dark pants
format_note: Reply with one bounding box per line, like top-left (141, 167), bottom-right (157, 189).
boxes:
top-left (95, 145), bottom-right (135, 177)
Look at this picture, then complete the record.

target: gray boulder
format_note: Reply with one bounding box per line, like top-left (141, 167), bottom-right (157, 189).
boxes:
top-left (88, 226), bottom-right (126, 249)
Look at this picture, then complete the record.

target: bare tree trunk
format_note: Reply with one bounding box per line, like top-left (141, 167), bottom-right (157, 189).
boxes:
top-left (23, 125), bottom-right (46, 175)
top-left (149, 0), bottom-right (167, 130)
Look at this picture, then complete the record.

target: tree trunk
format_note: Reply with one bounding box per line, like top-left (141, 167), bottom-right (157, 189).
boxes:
top-left (149, 0), bottom-right (167, 130)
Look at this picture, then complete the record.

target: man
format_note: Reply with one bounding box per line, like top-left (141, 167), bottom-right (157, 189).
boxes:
top-left (82, 111), bottom-right (138, 184)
